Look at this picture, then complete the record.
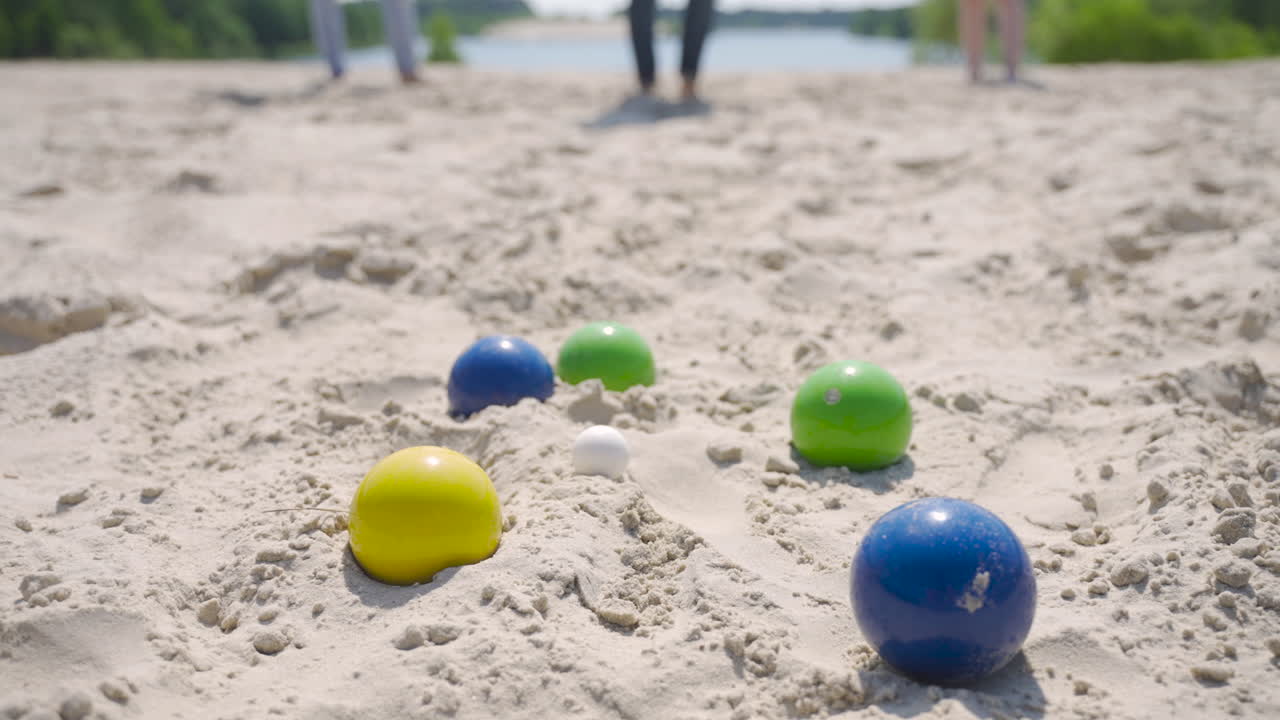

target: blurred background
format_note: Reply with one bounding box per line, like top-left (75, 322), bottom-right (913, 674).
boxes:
top-left (1, 0), bottom-right (1278, 72)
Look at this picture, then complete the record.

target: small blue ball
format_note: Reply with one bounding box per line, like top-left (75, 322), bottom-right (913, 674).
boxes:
top-left (851, 497), bottom-right (1036, 686)
top-left (447, 335), bottom-right (555, 419)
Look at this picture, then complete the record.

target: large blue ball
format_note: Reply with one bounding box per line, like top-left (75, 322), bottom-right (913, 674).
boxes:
top-left (447, 335), bottom-right (555, 419)
top-left (851, 497), bottom-right (1036, 686)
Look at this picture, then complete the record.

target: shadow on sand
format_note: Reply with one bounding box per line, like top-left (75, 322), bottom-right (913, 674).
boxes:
top-left (788, 445), bottom-right (917, 495)
top-left (341, 545), bottom-right (459, 609)
top-left (584, 95), bottom-right (713, 130)
top-left (866, 652), bottom-right (1048, 719)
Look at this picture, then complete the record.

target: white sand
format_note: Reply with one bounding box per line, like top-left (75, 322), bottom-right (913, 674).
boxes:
top-left (1, 60), bottom-right (1279, 719)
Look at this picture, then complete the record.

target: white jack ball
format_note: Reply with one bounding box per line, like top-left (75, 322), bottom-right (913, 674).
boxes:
top-left (573, 425), bottom-right (630, 479)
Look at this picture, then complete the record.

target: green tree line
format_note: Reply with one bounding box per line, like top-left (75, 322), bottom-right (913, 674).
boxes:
top-left (848, 7), bottom-right (914, 40)
top-left (902, 0), bottom-right (1280, 63)
top-left (0, 0), bottom-right (529, 60)
top-left (0, 0), bottom-right (382, 59)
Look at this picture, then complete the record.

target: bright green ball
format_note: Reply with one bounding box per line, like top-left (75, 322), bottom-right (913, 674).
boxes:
top-left (557, 322), bottom-right (656, 392)
top-left (790, 361), bottom-right (912, 471)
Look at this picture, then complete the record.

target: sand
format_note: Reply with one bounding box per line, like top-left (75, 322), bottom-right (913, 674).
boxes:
top-left (1, 59), bottom-right (1279, 719)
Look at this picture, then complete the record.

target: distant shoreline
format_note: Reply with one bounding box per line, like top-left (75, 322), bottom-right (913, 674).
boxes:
top-left (482, 18), bottom-right (631, 40)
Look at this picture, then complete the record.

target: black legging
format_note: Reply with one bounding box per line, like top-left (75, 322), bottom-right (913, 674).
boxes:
top-left (628, 0), bottom-right (714, 89)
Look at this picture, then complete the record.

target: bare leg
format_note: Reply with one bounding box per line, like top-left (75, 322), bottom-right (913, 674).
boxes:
top-left (960, 0), bottom-right (986, 84)
top-left (998, 0), bottom-right (1025, 82)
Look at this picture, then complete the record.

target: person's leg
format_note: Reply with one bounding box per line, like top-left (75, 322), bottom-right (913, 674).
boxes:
top-left (628, 0), bottom-right (657, 93)
top-left (680, 0), bottom-right (714, 99)
top-left (960, 0), bottom-right (986, 84)
top-left (380, 0), bottom-right (420, 84)
top-left (998, 0), bottom-right (1025, 82)
top-left (310, 0), bottom-right (346, 79)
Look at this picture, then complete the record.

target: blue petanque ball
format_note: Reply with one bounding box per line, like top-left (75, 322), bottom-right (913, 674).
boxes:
top-left (447, 335), bottom-right (555, 419)
top-left (851, 497), bottom-right (1036, 686)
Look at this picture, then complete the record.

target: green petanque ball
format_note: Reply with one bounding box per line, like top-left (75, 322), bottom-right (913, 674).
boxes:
top-left (790, 360), bottom-right (912, 471)
top-left (557, 322), bottom-right (656, 392)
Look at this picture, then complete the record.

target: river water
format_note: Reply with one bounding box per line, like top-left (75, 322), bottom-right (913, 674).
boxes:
top-left (335, 28), bottom-right (913, 73)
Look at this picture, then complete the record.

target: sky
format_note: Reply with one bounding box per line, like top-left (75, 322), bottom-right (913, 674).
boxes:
top-left (526, 1), bottom-right (911, 19)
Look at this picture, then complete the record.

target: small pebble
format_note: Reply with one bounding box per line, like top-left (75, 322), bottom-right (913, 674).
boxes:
top-left (1109, 558), bottom-right (1149, 587)
top-left (1225, 482), bottom-right (1253, 508)
top-left (595, 601), bottom-right (639, 628)
top-left (140, 486), bottom-right (165, 500)
top-left (220, 613), bottom-right (239, 633)
top-left (1098, 463), bottom-right (1114, 480)
top-left (14, 516), bottom-right (32, 532)
top-left (1211, 488), bottom-right (1237, 511)
top-left (706, 442), bottom-right (743, 464)
top-left (1213, 560), bottom-right (1253, 588)
top-left (1079, 492), bottom-right (1098, 513)
top-left (50, 400), bottom-right (75, 417)
top-left (58, 693), bottom-right (92, 720)
top-left (1060, 588), bottom-right (1077, 600)
top-left (951, 393), bottom-right (982, 413)
top-left (252, 630), bottom-right (287, 655)
top-left (764, 455), bottom-right (799, 474)
top-left (1146, 479), bottom-right (1170, 505)
top-left (1231, 539), bottom-right (1263, 559)
top-left (1203, 612), bottom-right (1229, 632)
top-left (58, 488), bottom-right (89, 506)
top-left (99, 680), bottom-right (129, 705)
top-left (1238, 309), bottom-right (1269, 341)
top-left (1266, 638), bottom-right (1280, 658)
top-left (197, 599), bottom-right (221, 626)
top-left (1212, 509), bottom-right (1255, 544)
top-left (427, 624), bottom-right (461, 645)
top-left (394, 626), bottom-right (425, 650)
top-left (1190, 664), bottom-right (1234, 683)
top-left (256, 547), bottom-right (295, 563)
top-left (1071, 529), bottom-right (1097, 546)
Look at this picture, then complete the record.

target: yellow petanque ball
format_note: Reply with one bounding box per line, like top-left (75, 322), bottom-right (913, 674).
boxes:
top-left (348, 446), bottom-right (502, 586)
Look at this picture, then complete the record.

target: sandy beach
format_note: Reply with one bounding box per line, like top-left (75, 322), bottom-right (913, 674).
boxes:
top-left (1, 60), bottom-right (1279, 719)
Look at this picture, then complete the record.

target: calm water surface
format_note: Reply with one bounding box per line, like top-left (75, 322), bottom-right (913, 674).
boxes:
top-left (334, 28), bottom-right (912, 73)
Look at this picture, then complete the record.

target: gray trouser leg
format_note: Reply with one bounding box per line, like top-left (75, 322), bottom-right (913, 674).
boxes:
top-left (381, 0), bottom-right (419, 81)
top-left (310, 0), bottom-right (347, 79)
